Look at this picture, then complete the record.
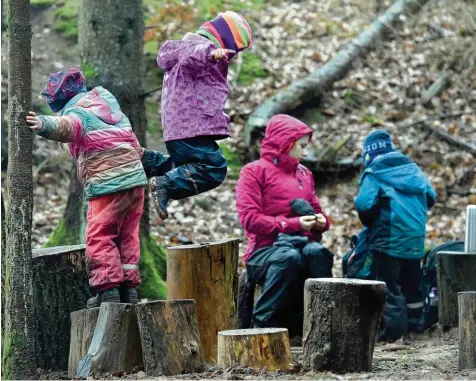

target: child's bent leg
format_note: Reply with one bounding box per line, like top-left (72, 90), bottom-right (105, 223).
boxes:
top-left (117, 187), bottom-right (144, 303)
top-left (150, 137), bottom-right (227, 219)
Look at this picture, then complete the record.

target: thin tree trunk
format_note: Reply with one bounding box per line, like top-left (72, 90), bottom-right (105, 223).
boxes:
top-left (2, 0), bottom-right (36, 378)
top-left (244, 0), bottom-right (431, 158)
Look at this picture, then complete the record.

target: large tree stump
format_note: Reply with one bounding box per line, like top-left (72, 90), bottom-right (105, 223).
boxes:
top-left (76, 303), bottom-right (143, 378)
top-left (303, 278), bottom-right (386, 373)
top-left (458, 291), bottom-right (476, 370)
top-left (436, 251), bottom-right (476, 329)
top-left (68, 308), bottom-right (100, 377)
top-left (135, 300), bottom-right (205, 376)
top-left (217, 328), bottom-right (292, 371)
top-left (167, 239), bottom-right (239, 362)
top-left (32, 244), bottom-right (90, 370)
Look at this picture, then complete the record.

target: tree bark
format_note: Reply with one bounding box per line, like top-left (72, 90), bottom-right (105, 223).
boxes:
top-left (458, 291), bottom-right (476, 370)
top-left (167, 239), bottom-right (240, 363)
top-left (217, 328), bottom-right (292, 371)
top-left (76, 303), bottom-right (144, 378)
top-left (68, 308), bottom-right (100, 378)
top-left (303, 278), bottom-right (386, 373)
top-left (135, 300), bottom-right (206, 376)
top-left (32, 245), bottom-right (90, 370)
top-left (437, 251), bottom-right (476, 329)
top-left (78, 0), bottom-right (150, 236)
top-left (244, 0), bottom-right (431, 159)
top-left (2, 0), bottom-right (36, 378)
top-left (45, 162), bottom-right (87, 247)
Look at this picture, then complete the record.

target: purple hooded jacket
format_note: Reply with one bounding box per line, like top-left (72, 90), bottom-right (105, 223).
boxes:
top-left (157, 33), bottom-right (231, 142)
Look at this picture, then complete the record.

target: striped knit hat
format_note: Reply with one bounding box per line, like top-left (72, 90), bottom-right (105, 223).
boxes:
top-left (197, 11), bottom-right (252, 53)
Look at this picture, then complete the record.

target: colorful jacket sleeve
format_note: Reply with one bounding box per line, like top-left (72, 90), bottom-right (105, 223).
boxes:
top-left (308, 175), bottom-right (331, 235)
top-left (355, 173), bottom-right (381, 226)
top-left (157, 40), bottom-right (215, 74)
top-left (236, 165), bottom-right (302, 235)
top-left (37, 114), bottom-right (84, 143)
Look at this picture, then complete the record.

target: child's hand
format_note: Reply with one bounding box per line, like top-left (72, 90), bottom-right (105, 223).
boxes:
top-left (26, 111), bottom-right (42, 131)
top-left (211, 48), bottom-right (236, 61)
top-left (299, 215), bottom-right (317, 232)
top-left (313, 213), bottom-right (327, 230)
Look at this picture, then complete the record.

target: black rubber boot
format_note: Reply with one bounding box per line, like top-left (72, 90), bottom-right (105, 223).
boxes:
top-left (120, 285), bottom-right (139, 304)
top-left (86, 287), bottom-right (120, 308)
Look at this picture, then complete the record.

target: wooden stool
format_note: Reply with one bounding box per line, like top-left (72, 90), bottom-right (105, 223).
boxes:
top-left (303, 278), bottom-right (386, 373)
top-left (218, 328), bottom-right (292, 371)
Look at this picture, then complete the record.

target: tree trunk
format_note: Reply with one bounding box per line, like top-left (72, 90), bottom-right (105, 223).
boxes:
top-left (437, 251), bottom-right (476, 329)
top-left (44, 162), bottom-right (87, 247)
top-left (217, 328), bottom-right (292, 371)
top-left (458, 291), bottom-right (476, 370)
top-left (78, 0), bottom-right (167, 299)
top-left (76, 303), bottom-right (144, 378)
top-left (3, 0), bottom-right (36, 378)
top-left (303, 278), bottom-right (386, 373)
top-left (68, 308), bottom-right (100, 378)
top-left (78, 0), bottom-right (149, 236)
top-left (167, 239), bottom-right (240, 363)
top-left (135, 300), bottom-right (206, 376)
top-left (244, 0), bottom-right (430, 159)
top-left (32, 245), bottom-right (90, 370)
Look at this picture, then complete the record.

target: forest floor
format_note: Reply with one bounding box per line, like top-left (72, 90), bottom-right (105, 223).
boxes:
top-left (38, 328), bottom-right (476, 380)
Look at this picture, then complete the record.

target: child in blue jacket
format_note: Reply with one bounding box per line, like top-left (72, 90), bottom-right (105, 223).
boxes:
top-left (355, 130), bottom-right (436, 342)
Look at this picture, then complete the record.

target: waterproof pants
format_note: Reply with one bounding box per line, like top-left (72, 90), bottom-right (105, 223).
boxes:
top-left (246, 242), bottom-right (333, 337)
top-left (85, 187), bottom-right (144, 290)
top-left (374, 251), bottom-right (424, 341)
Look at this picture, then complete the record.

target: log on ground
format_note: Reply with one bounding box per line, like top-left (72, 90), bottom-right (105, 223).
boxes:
top-left (436, 251), bottom-right (476, 329)
top-left (135, 300), bottom-right (205, 376)
top-left (32, 244), bottom-right (90, 370)
top-left (76, 303), bottom-right (144, 378)
top-left (303, 278), bottom-right (386, 373)
top-left (217, 328), bottom-right (292, 371)
top-left (458, 291), bottom-right (476, 370)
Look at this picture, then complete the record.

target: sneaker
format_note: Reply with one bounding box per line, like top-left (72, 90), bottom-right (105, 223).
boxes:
top-left (120, 285), bottom-right (139, 304)
top-left (86, 287), bottom-right (120, 308)
top-left (150, 177), bottom-right (169, 220)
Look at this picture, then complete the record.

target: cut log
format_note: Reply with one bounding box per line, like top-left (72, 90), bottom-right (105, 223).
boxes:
top-left (167, 239), bottom-right (239, 363)
top-left (32, 244), bottom-right (90, 370)
top-left (68, 308), bottom-right (100, 378)
top-left (303, 278), bottom-right (386, 373)
top-left (135, 300), bottom-right (206, 376)
top-left (76, 303), bottom-right (144, 378)
top-left (436, 251), bottom-right (476, 329)
top-left (458, 291), bottom-right (476, 370)
top-left (244, 0), bottom-right (431, 158)
top-left (217, 328), bottom-right (292, 371)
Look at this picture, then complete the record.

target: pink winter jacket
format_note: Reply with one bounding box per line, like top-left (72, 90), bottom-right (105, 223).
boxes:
top-left (236, 115), bottom-right (330, 262)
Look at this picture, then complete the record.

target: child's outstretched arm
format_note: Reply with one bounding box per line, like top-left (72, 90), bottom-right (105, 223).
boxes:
top-left (26, 111), bottom-right (82, 143)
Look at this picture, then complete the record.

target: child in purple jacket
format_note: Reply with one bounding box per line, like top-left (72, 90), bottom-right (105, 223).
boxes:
top-left (143, 11), bottom-right (252, 220)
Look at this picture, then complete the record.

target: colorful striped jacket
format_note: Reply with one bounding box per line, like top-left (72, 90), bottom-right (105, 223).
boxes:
top-left (37, 86), bottom-right (148, 200)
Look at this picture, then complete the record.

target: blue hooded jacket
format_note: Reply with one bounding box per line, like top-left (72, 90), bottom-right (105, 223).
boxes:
top-left (355, 151), bottom-right (436, 260)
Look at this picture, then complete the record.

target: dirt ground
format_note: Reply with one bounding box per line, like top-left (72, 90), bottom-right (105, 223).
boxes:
top-left (40, 327), bottom-right (476, 380)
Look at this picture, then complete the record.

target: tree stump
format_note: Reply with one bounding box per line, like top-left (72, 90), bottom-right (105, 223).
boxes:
top-left (303, 278), bottom-right (386, 373)
top-left (32, 244), bottom-right (90, 370)
top-left (436, 251), bottom-right (476, 329)
top-left (135, 300), bottom-right (205, 376)
top-left (68, 308), bottom-right (100, 378)
top-left (75, 303), bottom-right (143, 378)
top-left (217, 328), bottom-right (292, 371)
top-left (458, 291), bottom-right (476, 370)
top-left (167, 239), bottom-right (239, 362)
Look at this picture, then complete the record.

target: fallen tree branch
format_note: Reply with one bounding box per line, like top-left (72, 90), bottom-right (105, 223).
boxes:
top-left (401, 111), bottom-right (475, 129)
top-left (420, 121), bottom-right (476, 156)
top-left (244, 0), bottom-right (432, 155)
